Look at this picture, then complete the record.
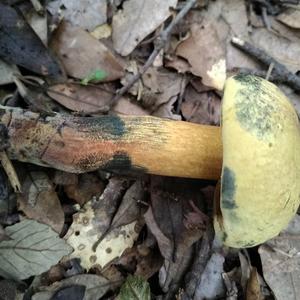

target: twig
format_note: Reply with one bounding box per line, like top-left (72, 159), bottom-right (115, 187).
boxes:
top-left (231, 37), bottom-right (300, 91)
top-left (265, 62), bottom-right (274, 81)
top-left (0, 151), bottom-right (21, 193)
top-left (109, 0), bottom-right (198, 108)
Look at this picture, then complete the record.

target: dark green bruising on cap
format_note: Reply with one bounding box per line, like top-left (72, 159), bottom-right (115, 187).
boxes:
top-left (102, 152), bottom-right (147, 175)
top-left (221, 167), bottom-right (237, 209)
top-left (233, 74), bottom-right (279, 140)
top-left (68, 115), bottom-right (126, 140)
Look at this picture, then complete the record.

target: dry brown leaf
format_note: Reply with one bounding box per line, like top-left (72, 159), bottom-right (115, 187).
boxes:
top-left (113, 98), bottom-right (150, 116)
top-left (164, 55), bottom-right (191, 74)
top-left (251, 27), bottom-right (300, 73)
top-left (145, 177), bottom-right (207, 261)
top-left (51, 21), bottom-right (124, 81)
top-left (203, 0), bottom-right (259, 72)
top-left (246, 268), bottom-right (263, 300)
top-left (0, 59), bottom-right (19, 85)
top-left (152, 96), bottom-right (181, 120)
top-left (159, 247), bottom-right (194, 294)
top-left (48, 82), bottom-right (114, 113)
top-left (194, 253), bottom-right (225, 300)
top-left (32, 274), bottom-right (110, 300)
top-left (24, 9), bottom-right (48, 45)
top-left (276, 8), bottom-right (300, 29)
top-left (181, 85), bottom-right (221, 125)
top-left (143, 69), bottom-right (183, 110)
top-left (271, 19), bottom-right (300, 44)
top-left (112, 0), bottom-right (178, 56)
top-left (259, 215), bottom-right (300, 300)
top-left (47, 0), bottom-right (107, 31)
top-left (17, 171), bottom-right (64, 233)
top-left (52, 170), bottom-right (78, 186)
top-left (116, 244), bottom-right (163, 280)
top-left (176, 20), bottom-right (226, 90)
top-left (64, 173), bottom-right (105, 206)
top-left (0, 225), bottom-right (10, 242)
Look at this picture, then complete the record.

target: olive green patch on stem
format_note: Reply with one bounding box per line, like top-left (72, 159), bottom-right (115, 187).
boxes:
top-left (70, 115), bottom-right (126, 140)
top-left (102, 152), bottom-right (147, 175)
top-left (221, 167), bottom-right (237, 209)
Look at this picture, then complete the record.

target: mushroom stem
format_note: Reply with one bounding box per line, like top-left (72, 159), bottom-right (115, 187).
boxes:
top-left (0, 105), bottom-right (222, 179)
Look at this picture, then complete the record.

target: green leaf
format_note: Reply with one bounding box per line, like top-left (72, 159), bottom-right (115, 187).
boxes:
top-left (81, 69), bottom-right (107, 85)
top-left (0, 219), bottom-right (73, 280)
top-left (118, 276), bottom-right (150, 300)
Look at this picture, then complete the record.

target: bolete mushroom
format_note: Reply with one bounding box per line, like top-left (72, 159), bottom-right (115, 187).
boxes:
top-left (0, 74), bottom-right (299, 248)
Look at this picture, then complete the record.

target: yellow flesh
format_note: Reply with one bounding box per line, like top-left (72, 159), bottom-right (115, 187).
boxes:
top-left (214, 75), bottom-right (300, 248)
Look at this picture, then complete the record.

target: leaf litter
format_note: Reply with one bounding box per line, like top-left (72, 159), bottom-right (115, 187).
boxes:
top-left (0, 0), bottom-right (300, 298)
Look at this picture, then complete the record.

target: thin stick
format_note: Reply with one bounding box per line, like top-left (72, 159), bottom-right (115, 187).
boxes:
top-left (0, 151), bottom-right (21, 193)
top-left (231, 37), bottom-right (300, 91)
top-left (109, 0), bottom-right (198, 108)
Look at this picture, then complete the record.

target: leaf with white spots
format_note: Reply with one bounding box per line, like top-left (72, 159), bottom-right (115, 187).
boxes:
top-left (0, 220), bottom-right (73, 280)
top-left (66, 199), bottom-right (140, 270)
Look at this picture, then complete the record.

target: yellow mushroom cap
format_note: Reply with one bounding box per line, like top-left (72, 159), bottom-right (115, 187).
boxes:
top-left (214, 75), bottom-right (300, 248)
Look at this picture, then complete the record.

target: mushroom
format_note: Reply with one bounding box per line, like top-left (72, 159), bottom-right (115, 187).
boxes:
top-left (214, 75), bottom-right (300, 248)
top-left (0, 74), bottom-right (299, 247)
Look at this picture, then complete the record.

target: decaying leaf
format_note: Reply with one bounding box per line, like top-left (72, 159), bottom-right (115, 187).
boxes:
top-left (145, 177), bottom-right (207, 261)
top-left (251, 28), bottom-right (300, 73)
top-left (112, 0), bottom-right (178, 56)
top-left (182, 224), bottom-right (215, 299)
top-left (194, 253), bottom-right (225, 300)
top-left (0, 59), bottom-right (19, 85)
top-left (32, 274), bottom-right (110, 300)
top-left (176, 20), bottom-right (226, 90)
top-left (48, 83), bottom-right (115, 114)
top-left (64, 173), bottom-right (105, 206)
top-left (203, 0), bottom-right (258, 72)
top-left (144, 177), bottom-right (207, 294)
top-left (113, 98), bottom-right (150, 116)
top-left (51, 21), bottom-right (124, 82)
top-left (159, 246), bottom-right (193, 295)
top-left (181, 85), bottom-right (221, 125)
top-left (0, 219), bottom-right (72, 280)
top-left (66, 179), bottom-right (143, 269)
top-left (24, 8), bottom-right (48, 45)
top-left (0, 280), bottom-right (23, 300)
top-left (277, 8), bottom-right (300, 29)
top-left (47, 0), bottom-right (107, 31)
top-left (259, 215), bottom-right (300, 300)
top-left (50, 285), bottom-right (86, 300)
top-left (153, 95), bottom-right (181, 120)
top-left (0, 3), bottom-right (63, 78)
top-left (18, 171), bottom-right (64, 233)
top-left (246, 268), bottom-right (263, 300)
top-left (117, 275), bottom-right (150, 300)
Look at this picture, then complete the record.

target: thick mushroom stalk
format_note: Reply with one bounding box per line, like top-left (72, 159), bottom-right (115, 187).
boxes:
top-left (1, 74), bottom-right (300, 248)
top-left (0, 105), bottom-right (222, 179)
